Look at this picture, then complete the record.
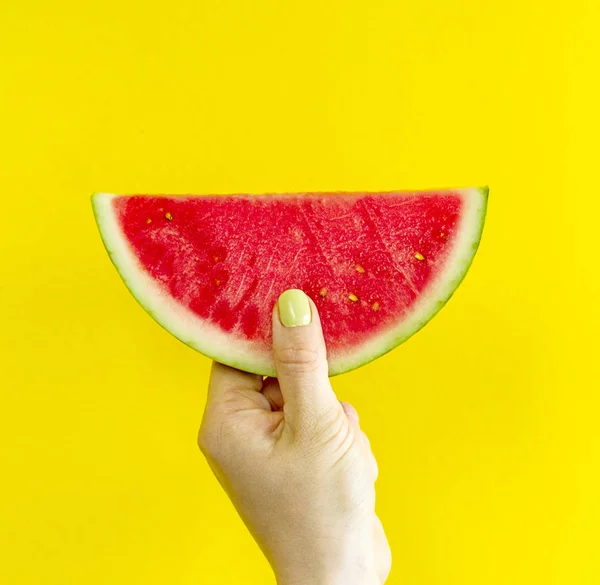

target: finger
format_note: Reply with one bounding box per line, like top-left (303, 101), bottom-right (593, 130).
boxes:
top-left (207, 361), bottom-right (263, 405)
top-left (340, 401), bottom-right (360, 428)
top-left (272, 289), bottom-right (340, 427)
top-left (261, 377), bottom-right (284, 411)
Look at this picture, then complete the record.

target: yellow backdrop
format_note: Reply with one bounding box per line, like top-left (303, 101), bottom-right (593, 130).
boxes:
top-left (1, 1), bottom-right (599, 583)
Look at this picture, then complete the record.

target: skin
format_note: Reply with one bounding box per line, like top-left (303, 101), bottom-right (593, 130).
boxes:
top-left (198, 294), bottom-right (391, 585)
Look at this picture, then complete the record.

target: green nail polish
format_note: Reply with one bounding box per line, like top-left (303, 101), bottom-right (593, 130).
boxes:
top-left (278, 289), bottom-right (312, 328)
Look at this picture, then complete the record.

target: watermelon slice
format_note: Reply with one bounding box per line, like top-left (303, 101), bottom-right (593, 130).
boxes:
top-left (92, 188), bottom-right (488, 376)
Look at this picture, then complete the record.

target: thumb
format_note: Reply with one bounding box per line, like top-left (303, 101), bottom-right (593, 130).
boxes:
top-left (272, 289), bottom-right (340, 429)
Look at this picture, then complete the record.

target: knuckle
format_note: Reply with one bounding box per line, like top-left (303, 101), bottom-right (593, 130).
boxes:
top-left (299, 404), bottom-right (349, 447)
top-left (197, 430), bottom-right (211, 454)
top-left (371, 455), bottom-right (379, 481)
top-left (274, 346), bottom-right (321, 372)
top-left (361, 430), bottom-right (372, 449)
top-left (197, 426), bottom-right (219, 457)
top-left (314, 401), bottom-right (346, 433)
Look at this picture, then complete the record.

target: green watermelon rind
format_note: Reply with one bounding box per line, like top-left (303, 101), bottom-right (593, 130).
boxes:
top-left (92, 187), bottom-right (488, 377)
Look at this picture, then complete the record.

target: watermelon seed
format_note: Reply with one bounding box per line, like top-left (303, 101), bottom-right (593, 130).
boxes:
top-left (414, 252), bottom-right (425, 261)
top-left (440, 233), bottom-right (447, 239)
top-left (319, 288), bottom-right (327, 298)
top-left (146, 218), bottom-right (152, 224)
top-left (348, 293), bottom-right (359, 302)
top-left (372, 302), bottom-right (380, 312)
top-left (355, 264), bottom-right (365, 273)
top-left (215, 279), bottom-right (221, 286)
top-left (165, 212), bottom-right (173, 221)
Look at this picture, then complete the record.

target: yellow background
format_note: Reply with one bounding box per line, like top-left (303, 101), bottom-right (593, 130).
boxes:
top-left (1, 1), bottom-right (599, 583)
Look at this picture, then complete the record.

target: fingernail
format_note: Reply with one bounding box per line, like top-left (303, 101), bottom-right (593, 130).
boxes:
top-left (278, 289), bottom-right (312, 328)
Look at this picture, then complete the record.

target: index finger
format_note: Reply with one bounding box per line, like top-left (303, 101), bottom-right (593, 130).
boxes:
top-left (207, 361), bottom-right (263, 404)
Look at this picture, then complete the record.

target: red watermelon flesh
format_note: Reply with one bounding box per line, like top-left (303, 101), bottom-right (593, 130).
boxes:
top-left (92, 189), bottom-right (488, 376)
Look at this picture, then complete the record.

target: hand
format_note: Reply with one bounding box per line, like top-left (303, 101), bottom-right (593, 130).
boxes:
top-left (198, 289), bottom-right (391, 585)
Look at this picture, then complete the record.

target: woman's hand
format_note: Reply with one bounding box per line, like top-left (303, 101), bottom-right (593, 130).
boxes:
top-left (198, 289), bottom-right (391, 585)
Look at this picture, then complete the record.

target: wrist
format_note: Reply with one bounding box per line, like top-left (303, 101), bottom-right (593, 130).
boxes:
top-left (273, 533), bottom-right (379, 585)
top-left (279, 576), bottom-right (378, 585)
top-left (276, 565), bottom-right (379, 585)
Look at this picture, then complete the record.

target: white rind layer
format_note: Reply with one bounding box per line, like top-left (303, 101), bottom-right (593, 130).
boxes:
top-left (92, 188), bottom-right (488, 376)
